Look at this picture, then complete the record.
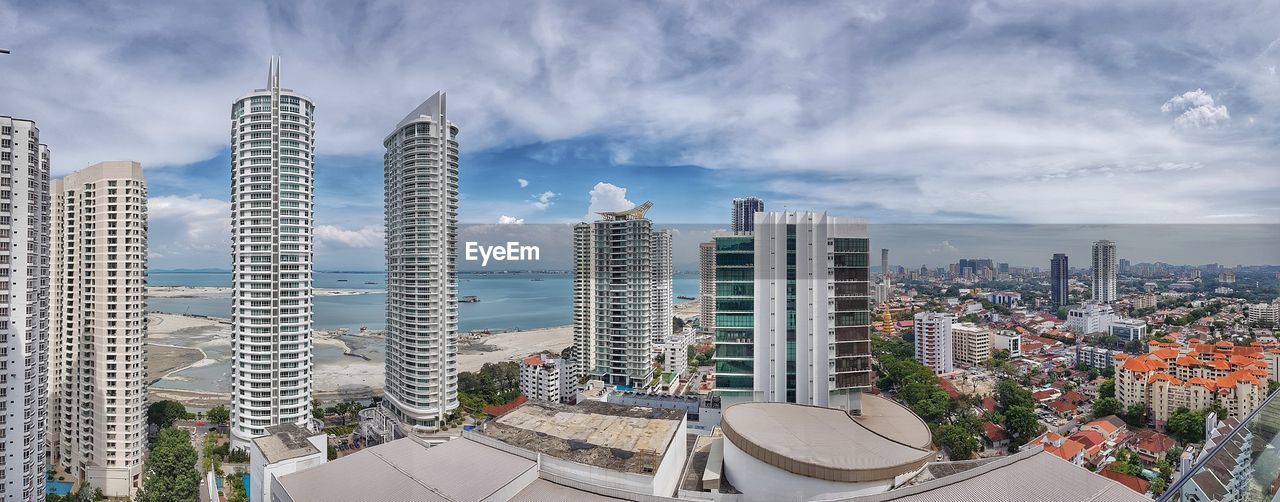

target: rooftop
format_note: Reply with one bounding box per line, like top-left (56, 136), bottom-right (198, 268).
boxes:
top-left (477, 400), bottom-right (685, 475)
top-left (720, 395), bottom-right (933, 483)
top-left (251, 424), bottom-right (321, 464)
top-left (275, 437), bottom-right (536, 501)
top-left (847, 447), bottom-right (1150, 502)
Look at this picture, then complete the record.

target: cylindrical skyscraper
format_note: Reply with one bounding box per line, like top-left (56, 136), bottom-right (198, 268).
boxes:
top-left (0, 115), bottom-right (50, 502)
top-left (379, 92), bottom-right (460, 437)
top-left (228, 59), bottom-right (316, 450)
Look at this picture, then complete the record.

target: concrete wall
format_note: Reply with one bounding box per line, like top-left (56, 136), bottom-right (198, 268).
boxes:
top-left (721, 436), bottom-right (894, 501)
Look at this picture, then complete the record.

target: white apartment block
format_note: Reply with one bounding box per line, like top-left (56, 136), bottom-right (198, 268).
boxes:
top-left (1247, 302), bottom-right (1277, 325)
top-left (1066, 302), bottom-right (1116, 335)
top-left (0, 116), bottom-right (50, 502)
top-left (519, 354), bottom-right (577, 404)
top-left (991, 330), bottom-right (1021, 357)
top-left (951, 322), bottom-right (991, 368)
top-left (380, 91), bottom-right (460, 436)
top-left (663, 331), bottom-right (691, 380)
top-left (1116, 342), bottom-right (1268, 430)
top-left (650, 230), bottom-right (673, 345)
top-left (573, 202), bottom-right (660, 388)
top-left (1091, 240), bottom-right (1117, 303)
top-left (698, 241), bottom-right (715, 335)
top-left (229, 60), bottom-right (317, 450)
top-left (914, 312), bottom-right (954, 374)
top-left (49, 162), bottom-right (147, 497)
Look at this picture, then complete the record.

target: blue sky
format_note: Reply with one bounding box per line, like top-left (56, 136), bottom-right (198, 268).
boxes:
top-left (2, 1), bottom-right (1278, 270)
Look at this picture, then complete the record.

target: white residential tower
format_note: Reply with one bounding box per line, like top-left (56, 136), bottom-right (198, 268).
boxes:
top-left (229, 60), bottom-right (317, 450)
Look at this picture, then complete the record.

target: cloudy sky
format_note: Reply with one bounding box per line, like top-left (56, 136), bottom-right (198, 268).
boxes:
top-left (2, 1), bottom-right (1278, 270)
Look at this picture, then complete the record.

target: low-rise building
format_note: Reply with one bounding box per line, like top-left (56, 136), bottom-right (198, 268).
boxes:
top-left (951, 322), bottom-right (992, 368)
top-left (1066, 302), bottom-right (1116, 335)
top-left (249, 424), bottom-right (328, 502)
top-left (991, 330), bottom-right (1021, 357)
top-left (519, 353), bottom-right (578, 404)
top-left (1029, 431), bottom-right (1087, 466)
top-left (605, 391), bottom-right (722, 433)
top-left (1075, 344), bottom-right (1120, 370)
top-left (1108, 318), bottom-right (1147, 343)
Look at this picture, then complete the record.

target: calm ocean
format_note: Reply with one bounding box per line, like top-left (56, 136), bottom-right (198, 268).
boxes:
top-left (147, 271), bottom-right (699, 333)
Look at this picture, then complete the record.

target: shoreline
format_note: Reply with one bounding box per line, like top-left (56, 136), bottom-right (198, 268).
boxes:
top-left (147, 285), bottom-right (384, 298)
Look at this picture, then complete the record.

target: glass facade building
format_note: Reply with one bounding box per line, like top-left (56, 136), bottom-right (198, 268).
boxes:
top-left (712, 212), bottom-right (872, 412)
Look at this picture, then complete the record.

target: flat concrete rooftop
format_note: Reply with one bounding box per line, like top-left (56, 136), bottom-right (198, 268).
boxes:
top-left (479, 400), bottom-right (685, 475)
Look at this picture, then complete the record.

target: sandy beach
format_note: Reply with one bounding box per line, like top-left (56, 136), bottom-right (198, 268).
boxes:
top-left (145, 310), bottom-right (576, 407)
top-left (147, 285), bottom-right (384, 298)
top-left (457, 325), bottom-right (574, 373)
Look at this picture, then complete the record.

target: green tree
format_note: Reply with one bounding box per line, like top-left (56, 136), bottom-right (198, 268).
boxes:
top-left (1166, 407), bottom-right (1206, 444)
top-left (995, 379), bottom-right (1033, 410)
top-left (1124, 403), bottom-right (1147, 427)
top-left (938, 424), bottom-right (979, 460)
top-left (206, 405), bottom-right (230, 426)
top-left (139, 428), bottom-right (201, 502)
top-left (1003, 405), bottom-right (1040, 449)
top-left (1098, 379), bottom-right (1116, 399)
top-left (147, 400), bottom-right (187, 429)
top-left (1092, 397), bottom-right (1122, 419)
top-left (1151, 477), bottom-right (1166, 496)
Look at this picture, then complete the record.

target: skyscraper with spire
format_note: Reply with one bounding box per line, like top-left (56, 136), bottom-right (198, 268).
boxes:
top-left (228, 59), bottom-right (317, 450)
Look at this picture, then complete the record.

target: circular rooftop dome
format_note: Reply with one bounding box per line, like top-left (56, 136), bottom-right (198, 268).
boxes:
top-left (720, 395), bottom-right (933, 483)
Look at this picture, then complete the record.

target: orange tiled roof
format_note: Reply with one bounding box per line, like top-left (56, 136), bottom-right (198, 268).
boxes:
top-left (1176, 356), bottom-right (1201, 367)
top-left (1123, 358), bottom-right (1154, 373)
top-left (1083, 419), bottom-right (1119, 436)
top-left (1187, 377), bottom-right (1217, 390)
top-left (1152, 348), bottom-right (1179, 360)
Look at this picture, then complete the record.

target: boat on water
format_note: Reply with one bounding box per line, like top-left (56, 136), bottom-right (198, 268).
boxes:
top-left (337, 279), bottom-right (348, 282)
top-left (364, 281), bottom-right (378, 285)
top-left (531, 278), bottom-right (544, 281)
top-left (461, 295), bottom-right (480, 303)
top-left (676, 295), bottom-right (696, 300)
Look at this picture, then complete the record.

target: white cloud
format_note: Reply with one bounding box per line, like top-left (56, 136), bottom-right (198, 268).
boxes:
top-left (517, 178), bottom-right (529, 188)
top-left (315, 225), bottom-right (383, 248)
top-left (1162, 89), bottom-right (1230, 128)
top-left (584, 182), bottom-right (635, 220)
top-left (497, 215), bottom-right (525, 224)
top-left (532, 190), bottom-right (557, 210)
top-left (4, 1), bottom-right (1279, 225)
top-left (146, 195), bottom-right (230, 268)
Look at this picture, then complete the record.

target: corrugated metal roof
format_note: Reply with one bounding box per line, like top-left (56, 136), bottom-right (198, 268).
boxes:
top-left (276, 437), bottom-right (536, 502)
top-left (848, 448), bottom-right (1151, 502)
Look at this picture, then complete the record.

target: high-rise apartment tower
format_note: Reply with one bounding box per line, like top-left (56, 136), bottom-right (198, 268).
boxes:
top-left (0, 115), bottom-right (50, 502)
top-left (379, 92), bottom-right (460, 436)
top-left (1050, 253), bottom-right (1069, 309)
top-left (1091, 240), bottom-right (1117, 304)
top-left (49, 162), bottom-right (148, 497)
top-left (731, 197), bottom-right (764, 233)
top-left (228, 59), bottom-right (317, 450)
